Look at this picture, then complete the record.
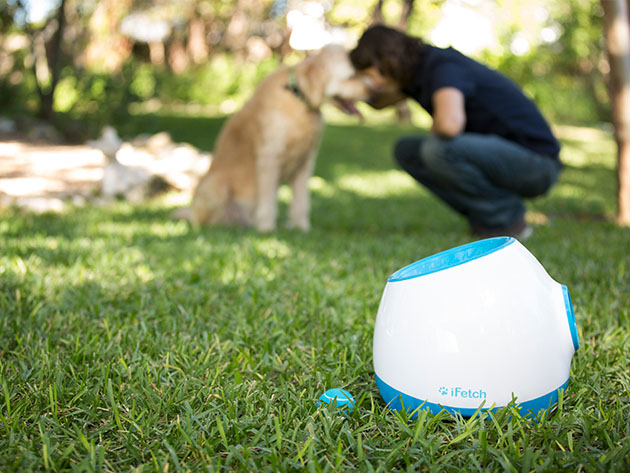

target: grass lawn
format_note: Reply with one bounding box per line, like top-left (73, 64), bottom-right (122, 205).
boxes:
top-left (1, 114), bottom-right (629, 472)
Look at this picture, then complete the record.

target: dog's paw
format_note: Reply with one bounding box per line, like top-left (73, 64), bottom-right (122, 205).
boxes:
top-left (287, 219), bottom-right (310, 232)
top-left (172, 206), bottom-right (192, 222)
top-left (256, 221), bottom-right (276, 232)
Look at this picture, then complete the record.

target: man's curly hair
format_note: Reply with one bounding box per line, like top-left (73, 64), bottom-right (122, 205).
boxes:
top-left (350, 25), bottom-right (425, 88)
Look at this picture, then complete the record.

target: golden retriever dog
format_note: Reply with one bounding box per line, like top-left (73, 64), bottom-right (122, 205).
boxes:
top-left (190, 44), bottom-right (370, 231)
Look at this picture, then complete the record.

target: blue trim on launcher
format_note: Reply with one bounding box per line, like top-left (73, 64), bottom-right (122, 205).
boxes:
top-left (562, 285), bottom-right (580, 352)
top-left (375, 373), bottom-right (569, 419)
top-left (388, 237), bottom-right (515, 282)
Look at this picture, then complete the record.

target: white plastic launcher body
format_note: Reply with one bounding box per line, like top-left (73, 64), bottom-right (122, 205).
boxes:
top-left (373, 237), bottom-right (579, 418)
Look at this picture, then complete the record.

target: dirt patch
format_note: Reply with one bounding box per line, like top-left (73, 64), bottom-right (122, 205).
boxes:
top-left (0, 131), bottom-right (210, 213)
top-left (1, 137), bottom-right (104, 196)
top-left (0, 133), bottom-right (106, 212)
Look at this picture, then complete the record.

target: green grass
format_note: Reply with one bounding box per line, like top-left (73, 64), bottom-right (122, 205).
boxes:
top-left (1, 114), bottom-right (629, 472)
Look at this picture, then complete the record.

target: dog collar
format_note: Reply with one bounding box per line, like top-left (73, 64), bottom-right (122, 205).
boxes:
top-left (285, 68), bottom-right (312, 108)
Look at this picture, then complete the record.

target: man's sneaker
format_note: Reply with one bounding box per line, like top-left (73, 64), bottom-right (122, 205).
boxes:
top-left (470, 219), bottom-right (533, 241)
top-left (515, 224), bottom-right (534, 241)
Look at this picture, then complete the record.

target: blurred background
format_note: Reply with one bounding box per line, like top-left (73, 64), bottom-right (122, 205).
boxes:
top-left (0, 0), bottom-right (610, 139)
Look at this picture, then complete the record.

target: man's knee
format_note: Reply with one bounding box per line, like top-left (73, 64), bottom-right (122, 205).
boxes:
top-left (420, 135), bottom-right (451, 172)
top-left (521, 159), bottom-right (562, 197)
top-left (394, 136), bottom-right (423, 168)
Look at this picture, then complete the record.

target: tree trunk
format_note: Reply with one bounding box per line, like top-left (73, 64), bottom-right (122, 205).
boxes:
top-left (149, 41), bottom-right (165, 65)
top-left (84, 0), bottom-right (133, 73)
top-left (398, 0), bottom-right (414, 29)
top-left (35, 0), bottom-right (66, 120)
top-left (601, 0), bottom-right (630, 225)
top-left (395, 0), bottom-right (415, 125)
top-left (372, 0), bottom-right (384, 24)
top-left (187, 15), bottom-right (208, 64)
top-left (224, 7), bottom-right (249, 57)
top-left (167, 34), bottom-right (189, 73)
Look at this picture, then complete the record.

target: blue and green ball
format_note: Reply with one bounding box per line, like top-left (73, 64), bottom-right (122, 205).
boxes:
top-left (317, 389), bottom-right (355, 413)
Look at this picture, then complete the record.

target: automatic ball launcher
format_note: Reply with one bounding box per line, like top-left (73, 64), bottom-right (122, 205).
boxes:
top-left (373, 237), bottom-right (579, 418)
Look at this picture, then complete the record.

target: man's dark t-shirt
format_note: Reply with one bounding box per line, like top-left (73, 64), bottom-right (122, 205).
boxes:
top-left (402, 46), bottom-right (561, 159)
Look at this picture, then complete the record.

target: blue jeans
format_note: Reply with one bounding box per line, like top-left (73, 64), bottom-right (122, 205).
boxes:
top-left (394, 133), bottom-right (562, 231)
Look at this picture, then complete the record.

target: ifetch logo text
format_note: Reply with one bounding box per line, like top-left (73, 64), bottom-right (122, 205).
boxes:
top-left (439, 386), bottom-right (487, 399)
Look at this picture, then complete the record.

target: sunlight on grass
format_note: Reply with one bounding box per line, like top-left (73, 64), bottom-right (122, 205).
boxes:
top-left (336, 170), bottom-right (418, 198)
top-left (554, 184), bottom-right (590, 200)
top-left (280, 172), bottom-right (416, 202)
top-left (538, 124), bottom-right (619, 217)
top-left (133, 263), bottom-right (155, 283)
top-left (554, 125), bottom-right (617, 168)
top-left (254, 237), bottom-right (292, 259)
top-left (92, 219), bottom-right (189, 240)
top-left (278, 184), bottom-right (292, 203)
top-left (308, 176), bottom-right (336, 198)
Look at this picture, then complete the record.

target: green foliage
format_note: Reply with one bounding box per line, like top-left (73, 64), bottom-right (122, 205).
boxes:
top-left (52, 64), bottom-right (139, 136)
top-left (150, 54), bottom-right (280, 107)
top-left (48, 54), bottom-right (280, 133)
top-left (129, 64), bottom-right (157, 100)
top-left (0, 48), bottom-right (39, 113)
top-left (0, 0), bottom-right (610, 129)
top-left (481, 0), bottom-right (608, 124)
top-left (1, 115), bottom-right (629, 471)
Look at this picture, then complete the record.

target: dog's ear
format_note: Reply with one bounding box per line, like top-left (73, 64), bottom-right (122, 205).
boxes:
top-left (297, 54), bottom-right (327, 108)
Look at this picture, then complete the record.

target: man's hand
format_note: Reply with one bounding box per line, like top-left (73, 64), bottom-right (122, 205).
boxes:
top-left (432, 87), bottom-right (466, 138)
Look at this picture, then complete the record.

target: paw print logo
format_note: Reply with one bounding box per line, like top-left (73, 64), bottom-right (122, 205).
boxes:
top-left (438, 387), bottom-right (448, 396)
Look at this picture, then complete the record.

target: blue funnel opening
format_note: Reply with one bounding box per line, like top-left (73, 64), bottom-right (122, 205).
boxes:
top-left (389, 237), bottom-right (515, 282)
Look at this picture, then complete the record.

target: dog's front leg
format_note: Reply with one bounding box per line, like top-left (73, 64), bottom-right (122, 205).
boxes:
top-left (255, 155), bottom-right (281, 232)
top-left (289, 149), bottom-right (317, 231)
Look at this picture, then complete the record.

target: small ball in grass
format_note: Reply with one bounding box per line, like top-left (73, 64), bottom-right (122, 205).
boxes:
top-left (317, 388), bottom-right (355, 412)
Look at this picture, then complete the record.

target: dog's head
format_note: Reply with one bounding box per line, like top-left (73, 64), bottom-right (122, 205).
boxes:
top-left (297, 44), bottom-right (371, 117)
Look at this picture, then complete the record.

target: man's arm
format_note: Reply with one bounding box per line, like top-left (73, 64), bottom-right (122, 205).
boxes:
top-left (431, 87), bottom-right (466, 138)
